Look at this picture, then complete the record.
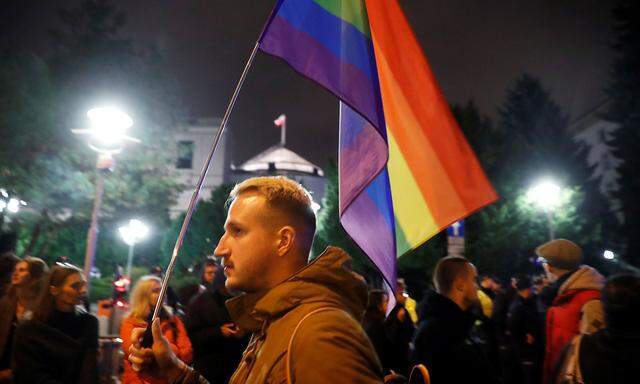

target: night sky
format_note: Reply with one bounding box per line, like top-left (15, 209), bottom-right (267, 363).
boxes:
top-left (8, 0), bottom-right (618, 168)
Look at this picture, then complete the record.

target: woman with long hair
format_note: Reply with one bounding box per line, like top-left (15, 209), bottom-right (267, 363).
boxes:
top-left (12, 263), bottom-right (98, 383)
top-left (0, 256), bottom-right (48, 382)
top-left (121, 275), bottom-right (192, 384)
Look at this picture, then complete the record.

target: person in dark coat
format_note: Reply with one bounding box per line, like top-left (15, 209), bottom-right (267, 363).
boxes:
top-left (412, 256), bottom-right (497, 384)
top-left (12, 263), bottom-right (98, 384)
top-left (362, 289), bottom-right (390, 372)
top-left (0, 253), bottom-right (19, 299)
top-left (507, 274), bottom-right (544, 384)
top-left (385, 279), bottom-right (415, 376)
top-left (184, 259), bottom-right (246, 383)
top-left (555, 274), bottom-right (640, 384)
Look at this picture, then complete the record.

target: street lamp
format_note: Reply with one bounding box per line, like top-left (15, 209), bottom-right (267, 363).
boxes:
top-left (527, 179), bottom-right (562, 240)
top-left (119, 219), bottom-right (149, 279)
top-left (0, 188), bottom-right (27, 229)
top-left (603, 250), bottom-right (615, 260)
top-left (72, 106), bottom-right (138, 292)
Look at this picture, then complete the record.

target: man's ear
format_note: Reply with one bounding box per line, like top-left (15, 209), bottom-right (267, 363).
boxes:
top-left (276, 226), bottom-right (296, 257)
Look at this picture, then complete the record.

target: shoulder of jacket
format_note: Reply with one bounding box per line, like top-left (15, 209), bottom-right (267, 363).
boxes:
top-left (291, 307), bottom-right (361, 336)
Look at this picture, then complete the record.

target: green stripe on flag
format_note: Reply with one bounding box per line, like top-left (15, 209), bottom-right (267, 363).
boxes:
top-left (314, 0), bottom-right (371, 37)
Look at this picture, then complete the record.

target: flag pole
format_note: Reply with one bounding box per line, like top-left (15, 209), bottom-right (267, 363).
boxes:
top-left (144, 40), bottom-right (262, 342)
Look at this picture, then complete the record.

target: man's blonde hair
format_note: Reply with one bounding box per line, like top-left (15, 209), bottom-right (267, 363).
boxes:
top-left (229, 176), bottom-right (316, 251)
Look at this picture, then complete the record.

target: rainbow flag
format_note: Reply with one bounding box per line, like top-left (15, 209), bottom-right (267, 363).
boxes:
top-left (259, 0), bottom-right (497, 290)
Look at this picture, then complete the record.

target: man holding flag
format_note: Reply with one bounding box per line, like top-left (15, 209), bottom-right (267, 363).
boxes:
top-left (128, 176), bottom-right (383, 383)
top-left (129, 0), bottom-right (496, 382)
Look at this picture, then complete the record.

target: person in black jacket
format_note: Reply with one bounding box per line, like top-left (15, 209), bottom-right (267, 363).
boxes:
top-left (412, 256), bottom-right (497, 384)
top-left (12, 263), bottom-right (98, 384)
top-left (385, 279), bottom-right (415, 377)
top-left (507, 274), bottom-right (543, 384)
top-left (362, 289), bottom-right (390, 373)
top-left (184, 259), bottom-right (246, 383)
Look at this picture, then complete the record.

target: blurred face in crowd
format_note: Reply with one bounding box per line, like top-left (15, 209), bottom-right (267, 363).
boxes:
top-left (203, 265), bottom-right (217, 285)
top-left (11, 261), bottom-right (31, 287)
top-left (463, 265), bottom-right (480, 308)
top-left (380, 294), bottom-right (389, 313)
top-left (542, 262), bottom-right (567, 282)
top-left (214, 192), bottom-right (281, 293)
top-left (52, 272), bottom-right (87, 312)
top-left (148, 279), bottom-right (162, 309)
top-left (395, 282), bottom-right (407, 305)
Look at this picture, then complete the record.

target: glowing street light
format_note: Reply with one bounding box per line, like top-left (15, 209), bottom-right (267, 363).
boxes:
top-left (73, 107), bottom-right (139, 153)
top-left (603, 250), bottom-right (615, 260)
top-left (119, 219), bottom-right (149, 279)
top-left (0, 191), bottom-right (27, 215)
top-left (527, 179), bottom-right (563, 240)
top-left (526, 180), bottom-right (562, 210)
top-left (72, 106), bottom-right (139, 292)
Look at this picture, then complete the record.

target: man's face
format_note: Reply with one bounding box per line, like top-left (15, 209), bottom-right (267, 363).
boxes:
top-left (543, 262), bottom-right (560, 282)
top-left (214, 193), bottom-right (280, 293)
top-left (463, 265), bottom-right (480, 307)
top-left (203, 265), bottom-right (217, 285)
top-left (395, 283), bottom-right (407, 304)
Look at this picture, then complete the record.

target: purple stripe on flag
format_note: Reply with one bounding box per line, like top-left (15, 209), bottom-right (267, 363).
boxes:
top-left (339, 103), bottom-right (387, 213)
top-left (260, 15), bottom-right (386, 133)
top-left (339, 102), bottom-right (396, 300)
top-left (340, 171), bottom-right (397, 289)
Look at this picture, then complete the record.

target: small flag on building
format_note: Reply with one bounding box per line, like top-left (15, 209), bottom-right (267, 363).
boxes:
top-left (274, 114), bottom-right (286, 127)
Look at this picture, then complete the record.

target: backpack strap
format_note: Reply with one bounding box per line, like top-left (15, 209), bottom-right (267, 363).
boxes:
top-left (563, 335), bottom-right (584, 384)
top-left (285, 307), bottom-right (347, 384)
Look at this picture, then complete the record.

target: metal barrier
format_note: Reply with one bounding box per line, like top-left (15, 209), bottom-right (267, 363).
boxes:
top-left (98, 336), bottom-right (123, 384)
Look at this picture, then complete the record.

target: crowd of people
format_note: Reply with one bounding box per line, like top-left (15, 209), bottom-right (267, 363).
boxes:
top-left (0, 176), bottom-right (638, 383)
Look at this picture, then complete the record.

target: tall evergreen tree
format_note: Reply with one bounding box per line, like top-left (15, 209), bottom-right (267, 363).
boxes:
top-left (0, 0), bottom-right (185, 274)
top-left (607, 1), bottom-right (640, 264)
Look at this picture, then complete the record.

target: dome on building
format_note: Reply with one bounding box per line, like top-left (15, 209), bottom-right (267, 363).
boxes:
top-left (231, 144), bottom-right (324, 176)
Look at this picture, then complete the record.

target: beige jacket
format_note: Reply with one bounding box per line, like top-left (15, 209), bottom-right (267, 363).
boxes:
top-left (558, 265), bottom-right (605, 334)
top-left (226, 247), bottom-right (383, 384)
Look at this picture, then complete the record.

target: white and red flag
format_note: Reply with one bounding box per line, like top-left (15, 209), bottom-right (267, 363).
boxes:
top-left (273, 114), bottom-right (286, 127)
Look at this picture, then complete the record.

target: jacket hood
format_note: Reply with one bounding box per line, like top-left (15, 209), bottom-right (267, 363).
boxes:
top-left (558, 265), bottom-right (604, 294)
top-left (227, 247), bottom-right (369, 332)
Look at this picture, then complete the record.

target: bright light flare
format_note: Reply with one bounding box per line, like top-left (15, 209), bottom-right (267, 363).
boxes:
top-left (119, 219), bottom-right (149, 246)
top-left (311, 201), bottom-right (321, 214)
top-left (603, 250), bottom-right (615, 260)
top-left (7, 198), bottom-right (20, 213)
top-left (527, 180), bottom-right (562, 210)
top-left (86, 107), bottom-right (133, 145)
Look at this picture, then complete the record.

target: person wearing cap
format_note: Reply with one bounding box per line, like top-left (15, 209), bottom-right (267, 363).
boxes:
top-left (536, 239), bottom-right (605, 383)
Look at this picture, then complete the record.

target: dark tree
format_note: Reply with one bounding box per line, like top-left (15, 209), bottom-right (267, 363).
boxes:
top-left (607, 1), bottom-right (640, 264)
top-left (0, 0), bottom-right (185, 277)
top-left (161, 184), bottom-right (234, 273)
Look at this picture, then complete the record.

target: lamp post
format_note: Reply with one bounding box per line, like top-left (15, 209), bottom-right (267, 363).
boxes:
top-left (72, 107), bottom-right (139, 292)
top-left (526, 180), bottom-right (562, 241)
top-left (119, 219), bottom-right (149, 279)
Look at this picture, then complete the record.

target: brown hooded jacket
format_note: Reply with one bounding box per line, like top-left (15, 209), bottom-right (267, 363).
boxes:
top-left (226, 246), bottom-right (383, 384)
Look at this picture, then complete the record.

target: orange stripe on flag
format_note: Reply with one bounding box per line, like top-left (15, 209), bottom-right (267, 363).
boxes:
top-left (366, 0), bottom-right (497, 225)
